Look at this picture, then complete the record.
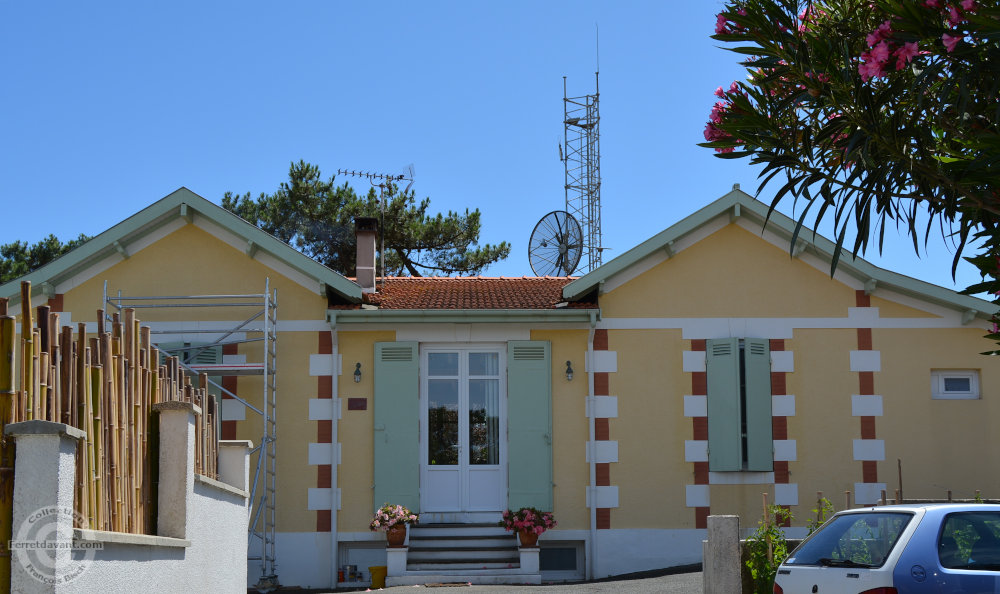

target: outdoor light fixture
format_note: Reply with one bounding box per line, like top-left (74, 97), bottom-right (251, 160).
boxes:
top-left (354, 362), bottom-right (362, 383)
top-left (565, 361), bottom-right (574, 381)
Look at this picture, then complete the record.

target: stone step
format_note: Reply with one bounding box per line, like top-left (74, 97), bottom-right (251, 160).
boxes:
top-left (386, 572), bottom-right (541, 586)
top-left (408, 536), bottom-right (516, 549)
top-left (404, 562), bottom-right (521, 572)
top-left (409, 523), bottom-right (507, 538)
top-left (407, 548), bottom-right (519, 562)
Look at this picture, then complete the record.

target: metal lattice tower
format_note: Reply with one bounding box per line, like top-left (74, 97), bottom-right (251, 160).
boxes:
top-left (562, 73), bottom-right (603, 273)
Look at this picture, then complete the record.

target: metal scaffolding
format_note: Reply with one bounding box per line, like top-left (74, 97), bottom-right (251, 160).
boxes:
top-left (563, 73), bottom-right (603, 274)
top-left (103, 279), bottom-right (279, 589)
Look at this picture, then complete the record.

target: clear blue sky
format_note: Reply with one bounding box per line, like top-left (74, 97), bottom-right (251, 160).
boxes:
top-left (0, 1), bottom-right (985, 294)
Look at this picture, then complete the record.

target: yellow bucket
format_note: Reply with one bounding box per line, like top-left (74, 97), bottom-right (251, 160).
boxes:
top-left (369, 565), bottom-right (388, 589)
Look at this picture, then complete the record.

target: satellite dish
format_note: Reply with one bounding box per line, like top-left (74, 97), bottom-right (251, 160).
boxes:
top-left (528, 210), bottom-right (583, 276)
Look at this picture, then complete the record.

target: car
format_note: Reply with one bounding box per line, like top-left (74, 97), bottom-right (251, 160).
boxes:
top-left (773, 503), bottom-right (1000, 593)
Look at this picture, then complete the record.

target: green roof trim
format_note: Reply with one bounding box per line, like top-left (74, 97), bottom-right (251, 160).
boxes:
top-left (0, 187), bottom-right (362, 304)
top-left (329, 308), bottom-right (598, 325)
top-left (563, 189), bottom-right (996, 319)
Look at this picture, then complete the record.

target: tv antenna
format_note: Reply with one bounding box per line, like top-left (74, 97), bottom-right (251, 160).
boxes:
top-left (336, 165), bottom-right (415, 283)
top-left (555, 71), bottom-right (603, 274)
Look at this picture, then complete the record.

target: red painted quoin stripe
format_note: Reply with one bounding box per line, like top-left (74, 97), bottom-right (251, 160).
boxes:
top-left (593, 329), bottom-right (611, 530)
top-left (221, 343), bottom-right (239, 440)
top-left (690, 339), bottom-right (710, 529)
top-left (769, 339), bottom-right (791, 527)
top-left (855, 291), bottom-right (878, 492)
top-left (317, 331), bottom-right (333, 532)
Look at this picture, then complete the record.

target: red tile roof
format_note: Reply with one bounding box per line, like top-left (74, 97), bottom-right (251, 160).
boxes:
top-left (332, 277), bottom-right (597, 310)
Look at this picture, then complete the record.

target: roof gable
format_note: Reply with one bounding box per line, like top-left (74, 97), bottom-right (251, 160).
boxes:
top-left (563, 188), bottom-right (994, 319)
top-left (0, 187), bottom-right (361, 304)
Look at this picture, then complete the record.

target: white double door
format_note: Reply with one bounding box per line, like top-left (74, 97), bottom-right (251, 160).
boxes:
top-left (419, 346), bottom-right (506, 514)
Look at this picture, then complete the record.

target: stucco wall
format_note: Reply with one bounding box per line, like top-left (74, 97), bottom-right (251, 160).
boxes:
top-left (66, 478), bottom-right (249, 594)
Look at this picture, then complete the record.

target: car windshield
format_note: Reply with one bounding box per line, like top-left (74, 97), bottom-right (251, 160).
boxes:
top-left (784, 512), bottom-right (912, 568)
top-left (939, 511), bottom-right (1000, 571)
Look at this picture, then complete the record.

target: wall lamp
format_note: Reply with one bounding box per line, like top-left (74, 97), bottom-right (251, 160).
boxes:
top-left (354, 362), bottom-right (362, 383)
top-left (565, 361), bottom-right (574, 381)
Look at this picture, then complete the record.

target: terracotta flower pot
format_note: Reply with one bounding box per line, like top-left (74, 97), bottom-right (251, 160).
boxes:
top-left (386, 523), bottom-right (407, 547)
top-left (518, 529), bottom-right (539, 547)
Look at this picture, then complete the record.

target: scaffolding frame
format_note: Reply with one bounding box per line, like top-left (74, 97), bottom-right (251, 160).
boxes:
top-left (563, 73), bottom-right (603, 274)
top-left (103, 279), bottom-right (279, 589)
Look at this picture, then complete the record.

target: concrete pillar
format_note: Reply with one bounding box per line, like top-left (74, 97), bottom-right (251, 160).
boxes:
top-left (518, 546), bottom-right (540, 574)
top-left (386, 547), bottom-right (407, 576)
top-left (152, 401), bottom-right (200, 540)
top-left (703, 514), bottom-right (741, 594)
top-left (5, 420), bottom-right (85, 594)
top-left (217, 440), bottom-right (252, 493)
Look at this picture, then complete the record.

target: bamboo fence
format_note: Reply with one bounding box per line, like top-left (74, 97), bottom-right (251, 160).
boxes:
top-left (0, 281), bottom-right (219, 550)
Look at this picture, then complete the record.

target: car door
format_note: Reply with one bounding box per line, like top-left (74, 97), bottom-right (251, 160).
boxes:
top-left (894, 510), bottom-right (1000, 594)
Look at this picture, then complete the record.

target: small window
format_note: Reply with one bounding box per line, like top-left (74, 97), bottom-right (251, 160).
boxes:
top-left (932, 370), bottom-right (980, 400)
top-left (939, 511), bottom-right (1000, 570)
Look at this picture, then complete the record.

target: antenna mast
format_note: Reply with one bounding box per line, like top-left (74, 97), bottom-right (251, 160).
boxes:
top-left (561, 72), bottom-right (603, 273)
top-left (336, 166), bottom-right (414, 285)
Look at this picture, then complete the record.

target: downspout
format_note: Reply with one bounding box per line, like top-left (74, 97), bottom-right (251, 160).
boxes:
top-left (586, 309), bottom-right (597, 580)
top-left (328, 312), bottom-right (340, 589)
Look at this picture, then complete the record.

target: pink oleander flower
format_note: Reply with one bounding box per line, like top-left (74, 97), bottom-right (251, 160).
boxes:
top-left (715, 86), bottom-right (725, 98)
top-left (858, 58), bottom-right (886, 82)
top-left (925, 0), bottom-right (942, 7)
top-left (943, 32), bottom-right (961, 52)
top-left (872, 41), bottom-right (891, 63)
top-left (948, 5), bottom-right (963, 27)
top-left (895, 42), bottom-right (919, 69)
top-left (961, 0), bottom-right (976, 10)
top-left (715, 13), bottom-right (728, 34)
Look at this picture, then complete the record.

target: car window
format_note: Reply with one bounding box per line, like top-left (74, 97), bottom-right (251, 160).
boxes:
top-left (784, 512), bottom-right (912, 568)
top-left (939, 512), bottom-right (1000, 570)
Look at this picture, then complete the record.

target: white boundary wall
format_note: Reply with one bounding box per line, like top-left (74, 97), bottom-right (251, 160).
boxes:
top-left (6, 404), bottom-right (250, 594)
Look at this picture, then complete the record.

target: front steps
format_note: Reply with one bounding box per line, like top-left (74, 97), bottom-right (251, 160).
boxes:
top-left (385, 523), bottom-right (541, 586)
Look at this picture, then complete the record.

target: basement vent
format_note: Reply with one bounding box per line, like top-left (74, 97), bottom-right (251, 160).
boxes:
top-left (511, 345), bottom-right (546, 361)
top-left (380, 346), bottom-right (414, 362)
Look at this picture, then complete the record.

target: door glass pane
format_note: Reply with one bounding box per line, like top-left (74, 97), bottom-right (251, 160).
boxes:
top-left (428, 379), bottom-right (458, 465)
top-left (469, 352), bottom-right (499, 376)
top-left (428, 352), bottom-right (458, 376)
top-left (469, 378), bottom-right (499, 465)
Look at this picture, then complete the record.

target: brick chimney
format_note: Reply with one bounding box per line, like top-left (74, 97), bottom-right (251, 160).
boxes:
top-left (355, 217), bottom-right (378, 293)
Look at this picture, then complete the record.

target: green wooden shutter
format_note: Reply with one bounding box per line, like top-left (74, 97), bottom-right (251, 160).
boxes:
top-left (744, 338), bottom-right (773, 471)
top-left (374, 341), bottom-right (420, 512)
top-left (706, 338), bottom-right (741, 471)
top-left (507, 340), bottom-right (553, 510)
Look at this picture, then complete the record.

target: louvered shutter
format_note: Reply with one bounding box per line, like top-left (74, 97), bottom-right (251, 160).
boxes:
top-left (744, 338), bottom-right (773, 471)
top-left (507, 340), bottom-right (553, 510)
top-left (706, 338), bottom-right (741, 471)
top-left (373, 342), bottom-right (420, 511)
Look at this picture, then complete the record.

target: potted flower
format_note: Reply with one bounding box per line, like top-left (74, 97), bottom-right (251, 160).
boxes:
top-left (499, 507), bottom-right (556, 547)
top-left (370, 503), bottom-right (419, 547)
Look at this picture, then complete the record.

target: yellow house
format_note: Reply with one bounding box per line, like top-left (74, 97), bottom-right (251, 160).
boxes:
top-left (3, 186), bottom-right (996, 588)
